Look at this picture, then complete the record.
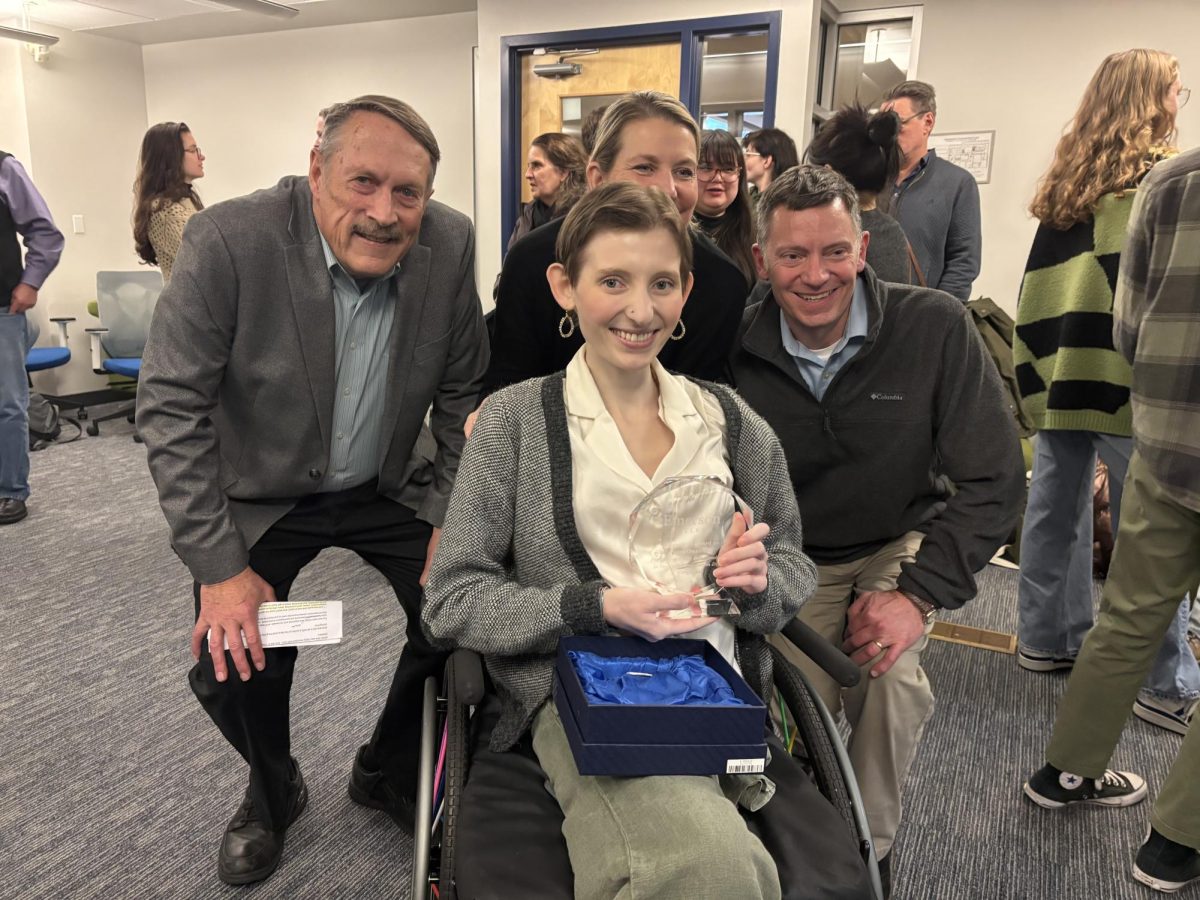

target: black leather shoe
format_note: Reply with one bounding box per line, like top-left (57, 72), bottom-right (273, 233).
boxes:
top-left (348, 745), bottom-right (416, 835)
top-left (0, 498), bottom-right (27, 525)
top-left (218, 763), bottom-right (308, 886)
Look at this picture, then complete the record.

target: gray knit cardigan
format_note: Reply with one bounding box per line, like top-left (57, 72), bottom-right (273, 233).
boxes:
top-left (423, 373), bottom-right (817, 752)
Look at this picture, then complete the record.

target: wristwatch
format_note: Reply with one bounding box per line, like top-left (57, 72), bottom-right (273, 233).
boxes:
top-left (901, 590), bottom-right (937, 625)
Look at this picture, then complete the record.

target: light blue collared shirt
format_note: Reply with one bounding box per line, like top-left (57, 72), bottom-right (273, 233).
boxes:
top-left (317, 232), bottom-right (399, 493)
top-left (779, 278), bottom-right (869, 401)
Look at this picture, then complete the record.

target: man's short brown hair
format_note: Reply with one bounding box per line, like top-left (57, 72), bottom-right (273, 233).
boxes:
top-left (555, 182), bottom-right (693, 285)
top-left (756, 164), bottom-right (862, 247)
top-left (882, 80), bottom-right (937, 116)
top-left (319, 95), bottom-right (441, 184)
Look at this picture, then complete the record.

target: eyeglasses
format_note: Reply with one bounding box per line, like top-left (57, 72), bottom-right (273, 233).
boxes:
top-left (743, 150), bottom-right (762, 158)
top-left (698, 163), bottom-right (741, 181)
top-left (1179, 86), bottom-right (1191, 109)
top-left (896, 111), bottom-right (927, 126)
top-left (183, 146), bottom-right (203, 156)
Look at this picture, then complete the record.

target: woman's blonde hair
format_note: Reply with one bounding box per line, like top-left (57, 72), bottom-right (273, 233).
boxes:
top-left (1030, 49), bottom-right (1179, 230)
top-left (589, 91), bottom-right (700, 176)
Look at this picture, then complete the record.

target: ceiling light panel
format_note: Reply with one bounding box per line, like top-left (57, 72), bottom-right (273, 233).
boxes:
top-left (18, 0), bottom-right (146, 29)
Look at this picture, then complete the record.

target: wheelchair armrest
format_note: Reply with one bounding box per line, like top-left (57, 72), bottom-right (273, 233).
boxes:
top-left (781, 617), bottom-right (861, 689)
top-left (451, 648), bottom-right (486, 706)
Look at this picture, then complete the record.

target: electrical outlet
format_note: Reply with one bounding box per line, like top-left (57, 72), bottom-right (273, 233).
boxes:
top-left (71, 215), bottom-right (85, 234)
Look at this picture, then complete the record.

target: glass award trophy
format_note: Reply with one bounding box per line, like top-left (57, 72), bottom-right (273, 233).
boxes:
top-left (628, 476), bottom-right (754, 618)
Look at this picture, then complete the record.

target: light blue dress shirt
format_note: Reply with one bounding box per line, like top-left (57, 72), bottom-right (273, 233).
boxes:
top-left (317, 233), bottom-right (398, 492)
top-left (778, 278), bottom-right (869, 402)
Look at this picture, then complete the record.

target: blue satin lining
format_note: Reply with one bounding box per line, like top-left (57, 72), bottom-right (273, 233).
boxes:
top-left (568, 651), bottom-right (747, 706)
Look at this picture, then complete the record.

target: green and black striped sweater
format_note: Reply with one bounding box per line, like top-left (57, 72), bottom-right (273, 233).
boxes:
top-left (1013, 191), bottom-right (1137, 435)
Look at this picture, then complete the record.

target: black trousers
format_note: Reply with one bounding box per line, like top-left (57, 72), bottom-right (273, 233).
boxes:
top-left (188, 481), bottom-right (444, 831)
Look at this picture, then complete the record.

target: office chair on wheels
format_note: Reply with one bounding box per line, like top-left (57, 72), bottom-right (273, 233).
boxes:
top-left (82, 270), bottom-right (162, 439)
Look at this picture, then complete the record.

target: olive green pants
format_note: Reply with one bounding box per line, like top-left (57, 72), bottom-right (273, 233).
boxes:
top-left (530, 701), bottom-right (781, 900)
top-left (1046, 451), bottom-right (1200, 848)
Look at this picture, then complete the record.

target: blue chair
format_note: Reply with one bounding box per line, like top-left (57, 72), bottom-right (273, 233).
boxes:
top-left (83, 270), bottom-right (162, 438)
top-left (25, 316), bottom-right (88, 419)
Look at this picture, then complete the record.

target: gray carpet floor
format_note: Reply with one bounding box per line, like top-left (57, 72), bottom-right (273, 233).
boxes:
top-left (1, 421), bottom-right (1186, 899)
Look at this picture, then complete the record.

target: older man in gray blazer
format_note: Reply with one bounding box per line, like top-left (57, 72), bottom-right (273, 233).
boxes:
top-left (137, 95), bottom-right (488, 886)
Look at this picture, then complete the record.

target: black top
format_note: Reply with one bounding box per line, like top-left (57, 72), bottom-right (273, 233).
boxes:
top-left (729, 267), bottom-right (1025, 610)
top-left (0, 151), bottom-right (22, 301)
top-left (483, 216), bottom-right (748, 396)
top-left (692, 210), bottom-right (721, 239)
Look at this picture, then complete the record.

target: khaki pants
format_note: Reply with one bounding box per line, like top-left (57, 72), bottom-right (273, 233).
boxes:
top-left (530, 702), bottom-right (781, 900)
top-left (771, 531), bottom-right (934, 858)
top-left (1046, 451), bottom-right (1200, 848)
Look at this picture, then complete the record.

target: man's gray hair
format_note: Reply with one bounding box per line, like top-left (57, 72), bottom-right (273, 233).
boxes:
top-left (756, 164), bottom-right (862, 247)
top-left (881, 80), bottom-right (937, 116)
top-left (319, 94), bottom-right (441, 184)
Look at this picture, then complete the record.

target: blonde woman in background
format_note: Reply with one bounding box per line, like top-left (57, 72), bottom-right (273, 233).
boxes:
top-left (133, 122), bottom-right (205, 283)
top-left (1014, 49), bottom-right (1198, 739)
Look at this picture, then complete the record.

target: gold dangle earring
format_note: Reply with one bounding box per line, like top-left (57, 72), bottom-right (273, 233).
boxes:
top-left (669, 318), bottom-right (686, 341)
top-left (558, 309), bottom-right (577, 339)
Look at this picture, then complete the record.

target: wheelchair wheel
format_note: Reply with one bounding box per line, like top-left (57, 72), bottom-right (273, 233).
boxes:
top-left (437, 653), bottom-right (472, 898)
top-left (770, 645), bottom-right (883, 899)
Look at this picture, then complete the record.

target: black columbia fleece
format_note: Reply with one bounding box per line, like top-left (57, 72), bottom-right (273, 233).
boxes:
top-left (729, 267), bottom-right (1024, 610)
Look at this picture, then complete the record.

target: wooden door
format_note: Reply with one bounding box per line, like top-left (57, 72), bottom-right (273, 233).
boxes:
top-left (518, 42), bottom-right (680, 203)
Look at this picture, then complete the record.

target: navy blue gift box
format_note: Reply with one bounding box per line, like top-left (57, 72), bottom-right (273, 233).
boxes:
top-left (553, 635), bottom-right (768, 776)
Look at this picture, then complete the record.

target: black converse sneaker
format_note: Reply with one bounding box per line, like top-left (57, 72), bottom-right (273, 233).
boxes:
top-left (1134, 827), bottom-right (1200, 892)
top-left (1023, 763), bottom-right (1147, 809)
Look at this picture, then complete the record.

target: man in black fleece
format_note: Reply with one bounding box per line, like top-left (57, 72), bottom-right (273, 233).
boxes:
top-left (729, 166), bottom-right (1023, 891)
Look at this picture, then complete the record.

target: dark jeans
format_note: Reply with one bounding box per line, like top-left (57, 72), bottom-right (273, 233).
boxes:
top-left (188, 481), bottom-right (443, 831)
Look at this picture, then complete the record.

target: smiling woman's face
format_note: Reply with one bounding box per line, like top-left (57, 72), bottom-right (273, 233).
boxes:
top-left (589, 117), bottom-right (699, 223)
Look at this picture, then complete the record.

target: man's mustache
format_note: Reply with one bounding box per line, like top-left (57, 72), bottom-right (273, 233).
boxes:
top-left (353, 223), bottom-right (402, 242)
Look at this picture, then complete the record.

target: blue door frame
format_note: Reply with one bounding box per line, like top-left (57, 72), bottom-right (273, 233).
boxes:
top-left (499, 11), bottom-right (782, 254)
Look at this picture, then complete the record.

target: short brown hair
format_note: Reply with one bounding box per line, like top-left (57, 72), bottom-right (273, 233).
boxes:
top-left (757, 164), bottom-right (861, 247)
top-left (882, 80), bottom-right (937, 116)
top-left (319, 94), bottom-right (441, 183)
top-left (555, 182), bottom-right (693, 285)
top-left (531, 132), bottom-right (587, 214)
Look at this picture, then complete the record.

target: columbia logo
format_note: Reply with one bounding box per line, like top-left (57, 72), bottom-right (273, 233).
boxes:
top-left (870, 392), bottom-right (904, 401)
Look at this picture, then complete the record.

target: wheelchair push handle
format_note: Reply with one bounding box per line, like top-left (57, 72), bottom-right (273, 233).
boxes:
top-left (781, 618), bottom-right (861, 689)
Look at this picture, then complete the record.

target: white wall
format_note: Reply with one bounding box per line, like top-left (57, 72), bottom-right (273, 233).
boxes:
top-left (0, 42), bottom-right (31, 165)
top-left (142, 11), bottom-right (478, 222)
top-left (909, 0), bottom-right (1200, 314)
top-left (474, 1), bottom-right (819, 298)
top-left (17, 26), bottom-right (148, 395)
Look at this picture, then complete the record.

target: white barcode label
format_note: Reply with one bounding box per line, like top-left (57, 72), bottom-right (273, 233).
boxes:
top-left (726, 758), bottom-right (766, 774)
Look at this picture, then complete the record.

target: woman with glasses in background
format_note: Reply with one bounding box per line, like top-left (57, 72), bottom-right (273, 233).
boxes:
top-left (1014, 49), bottom-right (1199, 739)
top-left (742, 127), bottom-right (799, 196)
top-left (507, 132), bottom-right (588, 254)
top-left (693, 130), bottom-right (756, 290)
top-left (133, 122), bottom-right (205, 283)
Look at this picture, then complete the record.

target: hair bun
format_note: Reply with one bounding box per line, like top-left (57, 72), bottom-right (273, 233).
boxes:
top-left (867, 109), bottom-right (900, 147)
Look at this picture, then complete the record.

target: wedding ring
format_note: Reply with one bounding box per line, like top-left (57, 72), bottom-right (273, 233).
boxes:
top-left (872, 639), bottom-right (886, 653)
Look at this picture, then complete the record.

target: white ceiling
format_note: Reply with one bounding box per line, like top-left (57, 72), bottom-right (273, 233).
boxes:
top-left (0, 0), bottom-right (475, 44)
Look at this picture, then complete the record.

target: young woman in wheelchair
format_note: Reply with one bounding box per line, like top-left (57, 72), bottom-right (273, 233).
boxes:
top-left (424, 182), bottom-right (872, 900)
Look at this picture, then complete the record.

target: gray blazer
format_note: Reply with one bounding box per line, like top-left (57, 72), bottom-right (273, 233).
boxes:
top-left (137, 176), bottom-right (489, 585)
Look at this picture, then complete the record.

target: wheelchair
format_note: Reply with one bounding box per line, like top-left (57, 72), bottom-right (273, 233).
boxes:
top-left (410, 619), bottom-right (884, 900)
